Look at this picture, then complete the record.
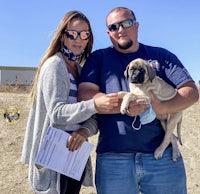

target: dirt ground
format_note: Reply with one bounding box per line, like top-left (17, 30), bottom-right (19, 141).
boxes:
top-left (0, 92), bottom-right (199, 194)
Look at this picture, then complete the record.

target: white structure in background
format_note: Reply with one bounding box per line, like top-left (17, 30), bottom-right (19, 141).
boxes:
top-left (0, 66), bottom-right (37, 85)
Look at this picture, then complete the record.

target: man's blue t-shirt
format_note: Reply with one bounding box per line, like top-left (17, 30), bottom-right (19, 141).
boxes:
top-left (79, 43), bottom-right (193, 154)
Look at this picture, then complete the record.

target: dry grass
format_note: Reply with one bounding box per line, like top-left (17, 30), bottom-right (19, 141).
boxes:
top-left (0, 87), bottom-right (199, 194)
top-left (0, 84), bottom-right (31, 93)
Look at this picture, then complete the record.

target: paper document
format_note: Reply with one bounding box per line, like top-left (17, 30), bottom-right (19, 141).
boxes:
top-left (35, 126), bottom-right (94, 181)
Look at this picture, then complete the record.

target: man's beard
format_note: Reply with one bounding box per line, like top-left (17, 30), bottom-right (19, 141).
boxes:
top-left (118, 40), bottom-right (133, 50)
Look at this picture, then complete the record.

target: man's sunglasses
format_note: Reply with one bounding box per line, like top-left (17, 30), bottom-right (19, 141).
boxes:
top-left (107, 19), bottom-right (136, 32)
top-left (62, 30), bottom-right (90, 40)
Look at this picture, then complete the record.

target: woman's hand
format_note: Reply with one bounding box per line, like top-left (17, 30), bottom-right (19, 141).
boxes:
top-left (67, 128), bottom-right (89, 151)
top-left (93, 93), bottom-right (121, 114)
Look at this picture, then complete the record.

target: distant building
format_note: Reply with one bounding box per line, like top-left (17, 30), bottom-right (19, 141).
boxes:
top-left (0, 66), bottom-right (37, 85)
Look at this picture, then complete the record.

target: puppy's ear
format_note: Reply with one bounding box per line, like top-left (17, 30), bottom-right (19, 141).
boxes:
top-left (124, 64), bottom-right (130, 79)
top-left (146, 65), bottom-right (156, 82)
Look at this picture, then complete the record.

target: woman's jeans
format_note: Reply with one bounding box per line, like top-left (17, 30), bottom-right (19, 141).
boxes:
top-left (95, 147), bottom-right (187, 194)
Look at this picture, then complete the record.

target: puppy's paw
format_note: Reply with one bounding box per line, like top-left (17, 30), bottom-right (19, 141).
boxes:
top-left (154, 147), bottom-right (164, 160)
top-left (172, 147), bottom-right (181, 162)
top-left (120, 107), bottom-right (128, 114)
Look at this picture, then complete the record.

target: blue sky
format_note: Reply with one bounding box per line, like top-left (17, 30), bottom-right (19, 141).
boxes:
top-left (0, 0), bottom-right (199, 83)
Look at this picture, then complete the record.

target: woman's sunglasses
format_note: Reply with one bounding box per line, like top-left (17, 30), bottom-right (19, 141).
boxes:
top-left (63, 30), bottom-right (90, 40)
top-left (107, 19), bottom-right (136, 32)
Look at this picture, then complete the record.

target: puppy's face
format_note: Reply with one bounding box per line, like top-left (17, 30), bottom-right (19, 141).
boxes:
top-left (127, 65), bottom-right (146, 84)
top-left (124, 58), bottom-right (156, 84)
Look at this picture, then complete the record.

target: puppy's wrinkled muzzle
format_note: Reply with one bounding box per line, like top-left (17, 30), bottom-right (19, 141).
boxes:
top-left (130, 73), bottom-right (144, 83)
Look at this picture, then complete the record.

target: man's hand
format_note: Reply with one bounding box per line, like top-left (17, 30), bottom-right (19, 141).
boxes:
top-left (126, 98), bottom-right (150, 116)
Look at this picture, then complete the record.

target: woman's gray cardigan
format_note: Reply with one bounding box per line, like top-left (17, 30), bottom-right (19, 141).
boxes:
top-left (21, 52), bottom-right (98, 194)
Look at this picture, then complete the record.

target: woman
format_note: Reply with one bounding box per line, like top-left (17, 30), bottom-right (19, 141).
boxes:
top-left (21, 11), bottom-right (119, 194)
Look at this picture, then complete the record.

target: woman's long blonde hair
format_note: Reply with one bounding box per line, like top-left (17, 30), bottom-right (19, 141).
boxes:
top-left (29, 10), bottom-right (94, 105)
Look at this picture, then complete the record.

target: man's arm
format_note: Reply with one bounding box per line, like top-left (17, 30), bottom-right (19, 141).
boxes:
top-left (150, 81), bottom-right (199, 114)
top-left (78, 82), bottom-right (99, 100)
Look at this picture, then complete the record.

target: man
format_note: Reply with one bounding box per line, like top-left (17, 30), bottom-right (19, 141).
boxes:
top-left (78, 7), bottom-right (199, 194)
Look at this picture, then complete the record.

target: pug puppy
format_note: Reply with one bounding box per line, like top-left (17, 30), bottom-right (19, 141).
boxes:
top-left (118, 58), bottom-right (182, 161)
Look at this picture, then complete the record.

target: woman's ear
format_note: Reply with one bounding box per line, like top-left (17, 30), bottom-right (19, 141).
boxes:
top-left (60, 33), bottom-right (64, 42)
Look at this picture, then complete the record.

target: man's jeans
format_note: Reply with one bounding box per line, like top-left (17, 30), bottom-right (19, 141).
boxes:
top-left (95, 147), bottom-right (187, 194)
